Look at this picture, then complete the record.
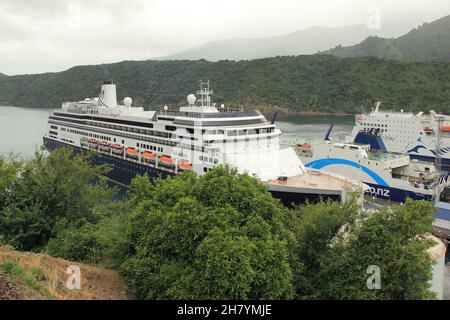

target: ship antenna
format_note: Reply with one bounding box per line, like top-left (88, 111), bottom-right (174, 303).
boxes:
top-left (434, 115), bottom-right (444, 203)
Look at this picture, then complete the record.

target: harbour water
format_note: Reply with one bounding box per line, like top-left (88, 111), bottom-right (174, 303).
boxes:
top-left (0, 106), bottom-right (354, 158)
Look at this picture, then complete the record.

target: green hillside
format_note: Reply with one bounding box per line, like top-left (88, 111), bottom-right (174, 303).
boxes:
top-left (0, 55), bottom-right (449, 114)
top-left (327, 15), bottom-right (450, 61)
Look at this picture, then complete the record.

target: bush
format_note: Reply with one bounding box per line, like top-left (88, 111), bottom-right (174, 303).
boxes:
top-left (121, 167), bottom-right (294, 299)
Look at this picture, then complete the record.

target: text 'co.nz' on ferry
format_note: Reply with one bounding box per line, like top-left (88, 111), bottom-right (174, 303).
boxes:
top-left (281, 126), bottom-right (450, 204)
top-left (43, 80), bottom-right (364, 207)
top-left (348, 102), bottom-right (450, 170)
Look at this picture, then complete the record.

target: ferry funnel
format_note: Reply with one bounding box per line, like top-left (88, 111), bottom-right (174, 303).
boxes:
top-left (324, 124), bottom-right (334, 141)
top-left (99, 80), bottom-right (117, 108)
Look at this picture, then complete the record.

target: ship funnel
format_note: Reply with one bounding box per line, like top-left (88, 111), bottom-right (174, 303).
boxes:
top-left (98, 80), bottom-right (117, 108)
top-left (324, 124), bottom-right (334, 141)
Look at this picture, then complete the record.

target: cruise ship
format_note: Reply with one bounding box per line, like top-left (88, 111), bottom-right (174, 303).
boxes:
top-left (43, 81), bottom-right (364, 206)
top-left (348, 102), bottom-right (450, 169)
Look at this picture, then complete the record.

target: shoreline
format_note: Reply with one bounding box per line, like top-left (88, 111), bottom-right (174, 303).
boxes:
top-left (0, 104), bottom-right (355, 116)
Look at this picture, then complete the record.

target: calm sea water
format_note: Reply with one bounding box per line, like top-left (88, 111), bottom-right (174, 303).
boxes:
top-left (0, 106), bottom-right (354, 158)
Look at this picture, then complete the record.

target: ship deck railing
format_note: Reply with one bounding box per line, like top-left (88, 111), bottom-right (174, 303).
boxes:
top-left (156, 109), bottom-right (261, 119)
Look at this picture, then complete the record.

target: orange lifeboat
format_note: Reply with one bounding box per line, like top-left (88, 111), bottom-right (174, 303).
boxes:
top-left (126, 148), bottom-right (139, 158)
top-left (440, 125), bottom-right (450, 132)
top-left (179, 162), bottom-right (193, 171)
top-left (111, 144), bottom-right (123, 149)
top-left (424, 127), bottom-right (434, 132)
top-left (159, 155), bottom-right (175, 165)
top-left (296, 143), bottom-right (311, 149)
top-left (142, 151), bottom-right (157, 160)
top-left (87, 139), bottom-right (98, 144)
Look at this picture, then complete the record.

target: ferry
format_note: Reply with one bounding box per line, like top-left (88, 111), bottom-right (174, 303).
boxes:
top-left (43, 81), bottom-right (364, 206)
top-left (282, 127), bottom-right (450, 203)
top-left (348, 102), bottom-right (450, 169)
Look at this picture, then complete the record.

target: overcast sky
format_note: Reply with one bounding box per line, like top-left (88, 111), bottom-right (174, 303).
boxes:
top-left (1, 0), bottom-right (449, 75)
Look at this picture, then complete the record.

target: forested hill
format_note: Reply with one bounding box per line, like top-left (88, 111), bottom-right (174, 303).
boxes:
top-left (327, 15), bottom-right (450, 61)
top-left (0, 55), bottom-right (449, 114)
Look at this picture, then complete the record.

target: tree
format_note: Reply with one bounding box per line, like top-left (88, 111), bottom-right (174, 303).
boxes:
top-left (289, 200), bottom-right (436, 300)
top-left (121, 167), bottom-right (294, 299)
top-left (0, 148), bottom-right (114, 251)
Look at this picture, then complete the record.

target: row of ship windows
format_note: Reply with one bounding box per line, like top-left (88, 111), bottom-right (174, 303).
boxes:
top-left (56, 123), bottom-right (209, 154)
top-left (64, 127), bottom-right (113, 142)
top-left (51, 116), bottom-right (172, 139)
top-left (53, 116), bottom-right (274, 142)
top-left (51, 121), bottom-right (179, 148)
top-left (137, 143), bottom-right (163, 153)
top-left (199, 156), bottom-right (218, 164)
top-left (61, 138), bottom-right (74, 144)
top-left (362, 123), bottom-right (387, 128)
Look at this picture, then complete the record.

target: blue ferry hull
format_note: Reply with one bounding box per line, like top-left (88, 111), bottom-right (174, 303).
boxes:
top-left (363, 182), bottom-right (433, 203)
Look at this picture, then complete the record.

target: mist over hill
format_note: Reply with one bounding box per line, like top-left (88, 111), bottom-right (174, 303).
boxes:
top-left (327, 15), bottom-right (450, 61)
top-left (159, 25), bottom-right (379, 61)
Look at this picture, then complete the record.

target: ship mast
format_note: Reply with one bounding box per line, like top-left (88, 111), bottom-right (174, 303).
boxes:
top-left (197, 80), bottom-right (213, 108)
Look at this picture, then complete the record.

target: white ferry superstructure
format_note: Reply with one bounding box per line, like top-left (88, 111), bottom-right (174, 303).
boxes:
top-left (348, 102), bottom-right (450, 169)
top-left (43, 81), bottom-right (364, 206)
top-left (282, 133), bottom-right (450, 203)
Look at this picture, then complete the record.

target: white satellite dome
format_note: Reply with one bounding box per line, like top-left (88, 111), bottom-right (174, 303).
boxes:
top-left (163, 105), bottom-right (169, 111)
top-left (123, 97), bottom-right (133, 107)
top-left (187, 94), bottom-right (197, 105)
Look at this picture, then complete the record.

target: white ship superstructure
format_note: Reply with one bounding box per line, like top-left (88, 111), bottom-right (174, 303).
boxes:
top-left (43, 81), bottom-right (363, 206)
top-left (285, 138), bottom-right (450, 203)
top-left (348, 102), bottom-right (450, 168)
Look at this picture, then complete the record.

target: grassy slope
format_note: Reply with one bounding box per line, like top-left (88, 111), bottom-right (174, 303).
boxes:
top-left (0, 246), bottom-right (133, 300)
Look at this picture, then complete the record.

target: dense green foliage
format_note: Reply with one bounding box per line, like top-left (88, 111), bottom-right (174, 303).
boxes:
top-left (0, 151), bottom-right (439, 300)
top-left (327, 15), bottom-right (450, 62)
top-left (0, 55), bottom-right (449, 114)
top-left (0, 148), bottom-right (113, 251)
top-left (289, 200), bottom-right (435, 299)
top-left (121, 169), bottom-right (294, 299)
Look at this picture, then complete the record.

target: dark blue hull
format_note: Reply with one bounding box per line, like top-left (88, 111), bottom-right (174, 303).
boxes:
top-left (364, 182), bottom-right (433, 203)
top-left (409, 154), bottom-right (450, 170)
top-left (43, 137), bottom-right (175, 185)
top-left (43, 137), bottom-right (345, 206)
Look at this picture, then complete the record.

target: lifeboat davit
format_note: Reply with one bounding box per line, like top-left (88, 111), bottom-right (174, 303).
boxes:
top-left (98, 141), bottom-right (111, 151)
top-left (440, 125), bottom-right (450, 132)
top-left (87, 139), bottom-right (99, 149)
top-left (159, 155), bottom-right (175, 166)
top-left (179, 162), bottom-right (193, 171)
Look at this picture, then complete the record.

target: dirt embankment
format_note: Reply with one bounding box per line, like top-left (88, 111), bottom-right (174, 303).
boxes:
top-left (0, 246), bottom-right (133, 300)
